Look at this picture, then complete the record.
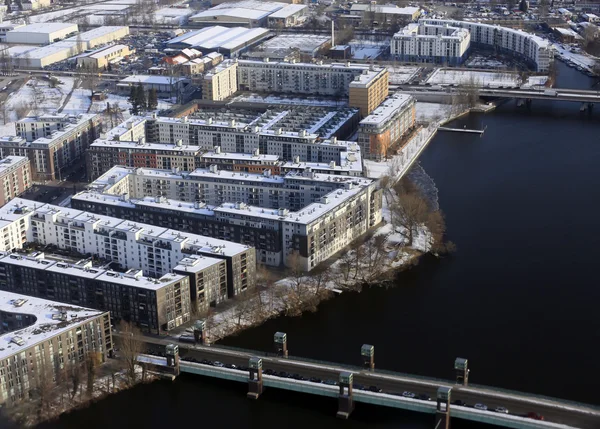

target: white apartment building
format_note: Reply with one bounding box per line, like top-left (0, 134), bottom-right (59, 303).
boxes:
top-left (391, 22), bottom-right (471, 65)
top-left (0, 198), bottom-right (256, 298)
top-left (420, 19), bottom-right (553, 72)
top-left (72, 166), bottom-right (383, 270)
top-left (202, 60), bottom-right (238, 101)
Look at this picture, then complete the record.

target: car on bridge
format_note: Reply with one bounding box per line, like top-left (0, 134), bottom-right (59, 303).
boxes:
top-left (474, 403), bottom-right (488, 411)
top-left (494, 407), bottom-right (509, 414)
top-left (527, 412), bottom-right (545, 420)
top-left (402, 391), bottom-right (416, 399)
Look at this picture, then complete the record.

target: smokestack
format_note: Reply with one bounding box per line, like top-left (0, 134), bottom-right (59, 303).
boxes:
top-left (331, 20), bottom-right (335, 49)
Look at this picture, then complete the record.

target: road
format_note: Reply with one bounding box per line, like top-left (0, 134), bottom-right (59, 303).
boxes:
top-left (128, 335), bottom-right (600, 429)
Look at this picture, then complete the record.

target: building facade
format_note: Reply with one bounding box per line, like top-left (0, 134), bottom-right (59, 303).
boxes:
top-left (358, 93), bottom-right (416, 160)
top-left (420, 19), bottom-right (553, 72)
top-left (0, 291), bottom-right (111, 406)
top-left (0, 198), bottom-right (256, 307)
top-left (391, 22), bottom-right (471, 65)
top-left (0, 114), bottom-right (102, 181)
top-left (202, 60), bottom-right (238, 101)
top-left (71, 166), bottom-right (382, 270)
top-left (0, 253), bottom-right (190, 335)
top-left (0, 156), bottom-right (32, 207)
top-left (237, 59), bottom-right (389, 115)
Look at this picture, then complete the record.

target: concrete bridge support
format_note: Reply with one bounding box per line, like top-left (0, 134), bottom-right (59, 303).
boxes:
top-left (193, 320), bottom-right (207, 344)
top-left (166, 344), bottom-right (180, 376)
top-left (517, 98), bottom-right (525, 107)
top-left (274, 332), bottom-right (288, 358)
top-left (580, 103), bottom-right (594, 112)
top-left (337, 372), bottom-right (354, 419)
top-left (435, 386), bottom-right (452, 429)
top-left (361, 344), bottom-right (374, 371)
top-left (247, 357), bottom-right (263, 399)
top-left (454, 357), bottom-right (469, 386)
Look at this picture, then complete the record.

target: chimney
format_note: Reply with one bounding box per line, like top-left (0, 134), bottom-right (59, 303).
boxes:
top-left (331, 20), bottom-right (335, 49)
top-left (215, 146), bottom-right (221, 154)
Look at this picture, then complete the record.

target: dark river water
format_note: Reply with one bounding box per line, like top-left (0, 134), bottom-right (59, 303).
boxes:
top-left (32, 62), bottom-right (600, 429)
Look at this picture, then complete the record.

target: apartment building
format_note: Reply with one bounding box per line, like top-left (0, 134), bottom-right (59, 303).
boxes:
top-left (0, 291), bottom-right (111, 406)
top-left (391, 22), bottom-right (471, 65)
top-left (420, 19), bottom-right (553, 72)
top-left (0, 157), bottom-right (32, 207)
top-left (174, 254), bottom-right (228, 313)
top-left (0, 253), bottom-right (189, 334)
top-left (86, 115), bottom-right (358, 180)
top-left (237, 59), bottom-right (388, 115)
top-left (358, 93), bottom-right (416, 161)
top-left (71, 166), bottom-right (382, 270)
top-left (202, 60), bottom-right (238, 101)
top-left (0, 114), bottom-right (102, 181)
top-left (0, 199), bottom-right (256, 303)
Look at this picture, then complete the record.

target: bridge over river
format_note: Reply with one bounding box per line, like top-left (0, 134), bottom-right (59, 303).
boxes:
top-left (120, 331), bottom-right (600, 429)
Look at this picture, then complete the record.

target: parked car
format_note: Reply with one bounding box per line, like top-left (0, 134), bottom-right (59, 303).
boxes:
top-left (402, 391), bottom-right (416, 399)
top-left (474, 403), bottom-right (488, 411)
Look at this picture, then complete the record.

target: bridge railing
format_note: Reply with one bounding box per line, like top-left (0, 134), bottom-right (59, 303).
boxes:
top-left (196, 343), bottom-right (600, 410)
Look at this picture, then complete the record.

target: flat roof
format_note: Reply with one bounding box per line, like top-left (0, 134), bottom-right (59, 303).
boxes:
top-left (0, 156), bottom-right (29, 174)
top-left (257, 34), bottom-right (330, 54)
top-left (191, 8), bottom-right (271, 21)
top-left (360, 93), bottom-right (414, 126)
top-left (0, 289), bottom-right (104, 360)
top-left (268, 4), bottom-right (306, 18)
top-left (7, 22), bottom-right (78, 34)
top-left (64, 26), bottom-right (128, 42)
top-left (119, 75), bottom-right (186, 85)
top-left (88, 44), bottom-right (129, 59)
top-left (90, 139), bottom-right (201, 152)
top-left (213, 0), bottom-right (285, 13)
top-left (15, 41), bottom-right (78, 60)
top-left (168, 26), bottom-right (269, 51)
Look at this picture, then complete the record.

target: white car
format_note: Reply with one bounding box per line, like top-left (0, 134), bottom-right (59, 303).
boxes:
top-left (495, 407), bottom-right (509, 414)
top-left (474, 403), bottom-right (488, 411)
top-left (402, 391), bottom-right (416, 398)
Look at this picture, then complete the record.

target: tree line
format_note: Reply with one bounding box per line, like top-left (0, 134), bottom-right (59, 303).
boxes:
top-left (128, 84), bottom-right (158, 115)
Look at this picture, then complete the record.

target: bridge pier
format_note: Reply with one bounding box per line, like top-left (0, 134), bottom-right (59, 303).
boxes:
top-left (337, 372), bottom-right (354, 419)
top-left (247, 357), bottom-right (263, 399)
top-left (454, 357), bottom-right (469, 386)
top-left (435, 386), bottom-right (452, 429)
top-left (274, 332), bottom-right (288, 358)
top-left (193, 320), bottom-right (207, 345)
top-left (166, 344), bottom-right (180, 376)
top-left (517, 98), bottom-right (525, 107)
top-left (361, 344), bottom-right (374, 371)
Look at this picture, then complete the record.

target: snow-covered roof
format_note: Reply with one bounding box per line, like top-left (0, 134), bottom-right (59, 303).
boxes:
top-left (7, 22), bottom-right (78, 34)
top-left (0, 156), bottom-right (29, 175)
top-left (167, 26), bottom-right (269, 50)
top-left (0, 289), bottom-right (104, 360)
top-left (212, 0), bottom-right (285, 13)
top-left (65, 26), bottom-right (127, 42)
top-left (257, 34), bottom-right (330, 55)
top-left (119, 75), bottom-right (186, 85)
top-left (360, 93), bottom-right (415, 126)
top-left (268, 4), bottom-right (306, 19)
top-left (88, 44), bottom-right (129, 59)
top-left (191, 7), bottom-right (271, 21)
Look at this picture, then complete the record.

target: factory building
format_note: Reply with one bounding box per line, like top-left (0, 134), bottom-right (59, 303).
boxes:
top-left (391, 22), bottom-right (471, 65)
top-left (190, 0), bottom-right (285, 27)
top-left (116, 75), bottom-right (188, 97)
top-left (77, 44), bottom-right (132, 69)
top-left (4, 23), bottom-right (78, 45)
top-left (357, 93), bottom-right (416, 161)
top-left (0, 291), bottom-right (111, 406)
top-left (0, 114), bottom-right (102, 181)
top-left (0, 156), bottom-right (32, 207)
top-left (0, 198), bottom-right (256, 304)
top-left (267, 4), bottom-right (307, 28)
top-left (166, 26), bottom-right (271, 58)
top-left (420, 19), bottom-right (553, 72)
top-left (72, 166), bottom-right (382, 270)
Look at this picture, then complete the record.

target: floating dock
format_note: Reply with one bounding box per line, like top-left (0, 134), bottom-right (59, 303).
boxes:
top-left (438, 126), bottom-right (486, 135)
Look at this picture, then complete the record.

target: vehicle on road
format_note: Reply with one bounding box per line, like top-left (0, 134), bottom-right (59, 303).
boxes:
top-left (527, 412), bottom-right (544, 420)
top-left (309, 377), bottom-right (322, 383)
top-left (453, 400), bottom-right (467, 406)
top-left (544, 89), bottom-right (558, 97)
top-left (213, 361), bottom-right (224, 368)
top-left (417, 393), bottom-right (431, 401)
top-left (494, 407), bottom-right (509, 414)
top-left (368, 386), bottom-right (382, 393)
top-left (353, 384), bottom-right (367, 390)
top-left (323, 379), bottom-right (337, 386)
top-left (402, 391), bottom-right (416, 398)
top-left (474, 403), bottom-right (488, 411)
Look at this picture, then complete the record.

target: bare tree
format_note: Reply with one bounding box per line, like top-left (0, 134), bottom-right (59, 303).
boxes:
top-left (116, 320), bottom-right (144, 387)
top-left (391, 178), bottom-right (431, 247)
top-left (81, 65), bottom-right (101, 100)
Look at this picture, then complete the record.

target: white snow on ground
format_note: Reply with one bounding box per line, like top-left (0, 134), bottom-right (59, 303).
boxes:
top-left (0, 77), bottom-right (74, 136)
top-left (61, 87), bottom-right (92, 115)
top-left (415, 102), bottom-right (452, 123)
top-left (231, 94), bottom-right (348, 107)
top-left (90, 93), bottom-right (173, 118)
top-left (522, 75), bottom-right (549, 89)
top-left (387, 66), bottom-right (420, 84)
top-left (426, 68), bottom-right (520, 88)
top-left (553, 44), bottom-right (598, 71)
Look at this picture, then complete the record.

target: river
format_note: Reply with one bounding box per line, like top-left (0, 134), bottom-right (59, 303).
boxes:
top-left (34, 62), bottom-right (600, 429)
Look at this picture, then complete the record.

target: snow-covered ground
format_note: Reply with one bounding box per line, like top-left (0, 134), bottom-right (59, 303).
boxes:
top-left (0, 77), bottom-right (75, 136)
top-left (554, 45), bottom-right (598, 72)
top-left (61, 87), bottom-right (92, 115)
top-left (90, 93), bottom-right (173, 118)
top-left (416, 102), bottom-right (452, 123)
top-left (387, 66), bottom-right (420, 85)
top-left (426, 68), bottom-right (520, 88)
top-left (522, 75), bottom-right (549, 89)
